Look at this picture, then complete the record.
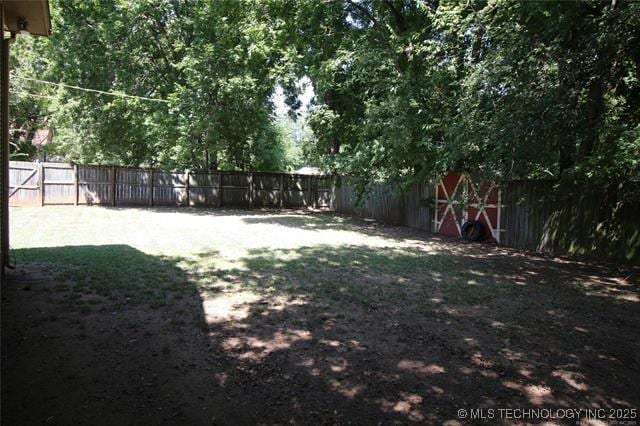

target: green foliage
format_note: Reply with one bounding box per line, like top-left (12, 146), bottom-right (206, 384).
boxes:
top-left (9, 0), bottom-right (640, 193)
top-left (8, 37), bottom-right (50, 160)
top-left (283, 0), bottom-right (640, 194)
top-left (10, 0), bottom-right (297, 171)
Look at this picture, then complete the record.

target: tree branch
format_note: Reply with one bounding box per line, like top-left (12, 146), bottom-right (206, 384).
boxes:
top-left (383, 0), bottom-right (406, 34)
top-left (344, 0), bottom-right (378, 26)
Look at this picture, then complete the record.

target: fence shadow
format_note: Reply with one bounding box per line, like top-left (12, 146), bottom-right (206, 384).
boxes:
top-left (144, 206), bottom-right (325, 217)
top-left (242, 212), bottom-right (640, 272)
top-left (240, 211), bottom-right (447, 246)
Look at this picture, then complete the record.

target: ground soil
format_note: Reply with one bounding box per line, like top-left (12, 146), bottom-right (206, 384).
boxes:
top-left (2, 207), bottom-right (639, 425)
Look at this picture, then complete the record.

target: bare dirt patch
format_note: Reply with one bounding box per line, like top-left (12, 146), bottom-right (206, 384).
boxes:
top-left (2, 207), bottom-right (639, 424)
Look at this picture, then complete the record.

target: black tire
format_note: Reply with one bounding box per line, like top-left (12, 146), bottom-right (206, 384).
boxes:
top-left (461, 220), bottom-right (486, 242)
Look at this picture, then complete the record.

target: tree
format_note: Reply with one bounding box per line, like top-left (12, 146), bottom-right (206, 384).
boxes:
top-left (10, 0), bottom-right (295, 171)
top-left (282, 0), bottom-right (639, 195)
top-left (10, 0), bottom-right (640, 197)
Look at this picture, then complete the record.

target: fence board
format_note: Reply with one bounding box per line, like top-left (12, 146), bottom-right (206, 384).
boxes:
top-left (188, 187), bottom-right (218, 206)
top-left (187, 172), bottom-right (219, 206)
top-left (78, 165), bottom-right (111, 205)
top-left (42, 164), bottom-right (74, 205)
top-left (115, 168), bottom-right (150, 205)
top-left (334, 179), bottom-right (413, 226)
top-left (222, 188), bottom-right (250, 206)
top-left (152, 171), bottom-right (187, 206)
top-left (222, 172), bottom-right (249, 188)
top-left (189, 173), bottom-right (219, 188)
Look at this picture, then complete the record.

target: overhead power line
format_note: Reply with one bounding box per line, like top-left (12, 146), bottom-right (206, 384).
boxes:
top-left (13, 75), bottom-right (169, 103)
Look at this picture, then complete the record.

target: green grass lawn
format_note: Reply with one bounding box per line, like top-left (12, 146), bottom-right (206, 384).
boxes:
top-left (4, 206), bottom-right (639, 424)
top-left (10, 206), bottom-right (467, 310)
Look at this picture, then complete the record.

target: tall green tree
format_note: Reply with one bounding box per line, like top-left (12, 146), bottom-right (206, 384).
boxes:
top-left (10, 0), bottom-right (640, 195)
top-left (282, 0), bottom-right (639, 194)
top-left (10, 0), bottom-right (294, 171)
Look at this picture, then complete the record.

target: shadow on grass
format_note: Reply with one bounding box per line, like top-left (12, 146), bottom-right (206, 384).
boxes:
top-left (187, 244), bottom-right (640, 420)
top-left (239, 211), bottom-right (450, 247)
top-left (9, 244), bottom-right (200, 304)
top-left (2, 245), bottom-right (221, 425)
top-left (2, 243), bottom-right (639, 424)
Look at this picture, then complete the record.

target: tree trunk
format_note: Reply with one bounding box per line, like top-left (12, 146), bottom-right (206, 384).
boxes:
top-left (557, 29), bottom-right (579, 175)
top-left (324, 89), bottom-right (340, 155)
top-left (329, 137), bottom-right (340, 155)
top-left (209, 150), bottom-right (218, 170)
top-left (471, 26), bottom-right (485, 64)
top-left (203, 148), bottom-right (210, 171)
top-left (578, 76), bottom-right (604, 159)
top-left (384, 0), bottom-right (406, 34)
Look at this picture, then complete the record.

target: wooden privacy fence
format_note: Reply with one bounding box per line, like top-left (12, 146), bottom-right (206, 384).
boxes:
top-left (333, 180), bottom-right (434, 231)
top-left (334, 178), bottom-right (639, 264)
top-left (9, 161), bottom-right (333, 209)
top-left (500, 181), bottom-right (639, 264)
top-left (10, 162), bottom-right (638, 263)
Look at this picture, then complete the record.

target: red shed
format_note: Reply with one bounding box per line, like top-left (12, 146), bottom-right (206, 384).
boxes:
top-left (433, 172), bottom-right (503, 243)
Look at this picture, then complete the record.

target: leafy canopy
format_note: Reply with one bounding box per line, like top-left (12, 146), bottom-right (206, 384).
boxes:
top-left (9, 0), bottom-right (640, 193)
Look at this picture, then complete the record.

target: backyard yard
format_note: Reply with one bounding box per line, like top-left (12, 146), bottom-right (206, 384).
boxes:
top-left (2, 206), bottom-right (639, 424)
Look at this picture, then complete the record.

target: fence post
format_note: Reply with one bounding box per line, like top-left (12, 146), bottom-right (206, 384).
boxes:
top-left (496, 187), bottom-right (502, 244)
top-left (307, 175), bottom-right (312, 209)
top-left (73, 164), bottom-right (79, 205)
top-left (111, 165), bottom-right (117, 207)
top-left (149, 168), bottom-right (154, 207)
top-left (249, 172), bottom-right (254, 208)
top-left (38, 161), bottom-right (44, 206)
top-left (185, 170), bottom-right (190, 207)
top-left (279, 173), bottom-right (284, 209)
top-left (313, 176), bottom-right (318, 209)
top-left (331, 174), bottom-right (337, 211)
top-left (218, 171), bottom-right (223, 207)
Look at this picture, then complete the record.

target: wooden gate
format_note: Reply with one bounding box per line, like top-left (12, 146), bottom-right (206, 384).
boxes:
top-left (433, 172), bottom-right (503, 243)
top-left (8, 161), bottom-right (41, 206)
